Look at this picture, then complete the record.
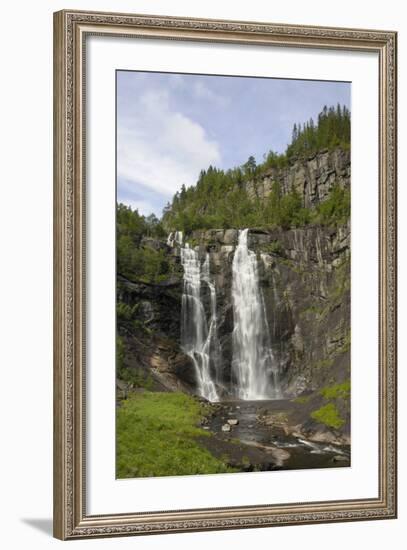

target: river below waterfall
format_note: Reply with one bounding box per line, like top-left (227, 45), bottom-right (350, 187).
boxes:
top-left (198, 399), bottom-right (350, 472)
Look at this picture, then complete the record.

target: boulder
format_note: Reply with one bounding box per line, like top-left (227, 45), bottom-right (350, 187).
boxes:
top-left (227, 418), bottom-right (239, 426)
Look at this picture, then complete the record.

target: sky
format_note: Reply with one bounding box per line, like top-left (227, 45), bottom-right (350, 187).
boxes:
top-left (117, 70), bottom-right (350, 217)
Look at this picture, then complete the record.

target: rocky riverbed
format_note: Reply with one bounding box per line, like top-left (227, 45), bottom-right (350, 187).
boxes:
top-left (197, 399), bottom-right (350, 472)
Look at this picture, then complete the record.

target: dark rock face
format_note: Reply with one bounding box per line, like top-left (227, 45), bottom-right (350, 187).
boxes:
top-left (117, 274), bottom-right (198, 392)
top-left (117, 275), bottom-right (182, 341)
top-left (187, 224), bottom-right (350, 398)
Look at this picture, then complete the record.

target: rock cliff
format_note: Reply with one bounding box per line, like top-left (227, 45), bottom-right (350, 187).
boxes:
top-left (245, 148), bottom-right (350, 207)
top-left (117, 148), bottom-right (350, 437)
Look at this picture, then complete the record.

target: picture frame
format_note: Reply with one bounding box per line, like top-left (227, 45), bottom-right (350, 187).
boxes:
top-left (53, 9), bottom-right (397, 540)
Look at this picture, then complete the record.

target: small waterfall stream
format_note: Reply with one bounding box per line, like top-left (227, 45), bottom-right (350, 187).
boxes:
top-left (201, 254), bottom-right (222, 386)
top-left (176, 228), bottom-right (280, 402)
top-left (180, 245), bottom-right (219, 402)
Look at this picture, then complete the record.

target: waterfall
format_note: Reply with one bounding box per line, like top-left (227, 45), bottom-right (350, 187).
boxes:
top-left (176, 228), bottom-right (280, 402)
top-left (231, 229), bottom-right (281, 400)
top-left (202, 254), bottom-right (222, 387)
top-left (167, 231), bottom-right (183, 247)
top-left (180, 245), bottom-right (219, 402)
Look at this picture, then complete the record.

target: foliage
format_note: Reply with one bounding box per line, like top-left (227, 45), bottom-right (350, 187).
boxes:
top-left (310, 380), bottom-right (350, 430)
top-left (116, 392), bottom-right (236, 478)
top-left (310, 403), bottom-right (345, 430)
top-left (259, 240), bottom-right (283, 255)
top-left (117, 203), bottom-right (166, 240)
top-left (162, 105), bottom-right (350, 233)
top-left (118, 365), bottom-right (154, 390)
top-left (116, 334), bottom-right (154, 389)
top-left (116, 302), bottom-right (139, 324)
top-left (320, 380), bottom-right (351, 401)
top-left (263, 183), bottom-right (311, 229)
top-left (116, 300), bottom-right (151, 335)
top-left (313, 185), bottom-right (350, 227)
top-left (286, 104), bottom-right (351, 158)
top-left (262, 150), bottom-right (289, 170)
top-left (293, 394), bottom-right (311, 404)
top-left (117, 203), bottom-right (170, 282)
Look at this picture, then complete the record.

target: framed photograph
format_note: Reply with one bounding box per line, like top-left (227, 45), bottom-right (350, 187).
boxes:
top-left (53, 9), bottom-right (397, 540)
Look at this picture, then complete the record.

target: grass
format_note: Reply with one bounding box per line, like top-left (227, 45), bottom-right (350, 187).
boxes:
top-left (116, 392), bottom-right (236, 478)
top-left (310, 403), bottom-right (345, 430)
top-left (320, 380), bottom-right (350, 400)
top-left (293, 395), bottom-right (311, 404)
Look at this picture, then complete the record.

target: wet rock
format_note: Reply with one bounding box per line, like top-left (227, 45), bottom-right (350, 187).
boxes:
top-left (227, 418), bottom-right (239, 426)
top-left (307, 430), bottom-right (348, 446)
top-left (332, 455), bottom-right (349, 463)
top-left (223, 229), bottom-right (238, 245)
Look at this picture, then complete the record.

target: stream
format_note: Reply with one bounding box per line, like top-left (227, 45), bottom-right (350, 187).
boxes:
top-left (200, 399), bottom-right (350, 472)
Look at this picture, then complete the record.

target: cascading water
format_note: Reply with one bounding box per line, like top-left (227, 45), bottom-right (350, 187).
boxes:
top-left (175, 228), bottom-right (280, 402)
top-left (231, 229), bottom-right (281, 400)
top-left (180, 245), bottom-right (219, 402)
top-left (201, 254), bottom-right (222, 387)
top-left (167, 231), bottom-right (183, 247)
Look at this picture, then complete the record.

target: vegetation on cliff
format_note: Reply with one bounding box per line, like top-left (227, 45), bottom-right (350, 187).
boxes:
top-left (310, 403), bottom-right (345, 430)
top-left (116, 105), bottom-right (350, 284)
top-left (117, 203), bottom-right (169, 282)
top-left (162, 105), bottom-right (350, 233)
top-left (286, 104), bottom-right (350, 158)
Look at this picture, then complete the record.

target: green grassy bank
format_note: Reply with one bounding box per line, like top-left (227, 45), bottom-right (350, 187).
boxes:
top-left (116, 392), bottom-right (235, 478)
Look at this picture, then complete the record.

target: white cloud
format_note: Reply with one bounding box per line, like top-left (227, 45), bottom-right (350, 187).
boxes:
top-left (117, 90), bottom-right (221, 198)
top-left (193, 81), bottom-right (229, 107)
top-left (118, 196), bottom-right (157, 216)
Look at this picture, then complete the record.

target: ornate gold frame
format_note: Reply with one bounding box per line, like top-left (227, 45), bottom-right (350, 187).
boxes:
top-left (53, 9), bottom-right (397, 540)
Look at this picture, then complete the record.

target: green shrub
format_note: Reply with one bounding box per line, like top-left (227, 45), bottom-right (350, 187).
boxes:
top-left (117, 365), bottom-right (154, 389)
top-left (293, 395), bottom-right (311, 404)
top-left (310, 403), bottom-right (345, 430)
top-left (313, 185), bottom-right (350, 227)
top-left (116, 203), bottom-right (170, 282)
top-left (320, 380), bottom-right (350, 400)
top-left (116, 302), bottom-right (137, 323)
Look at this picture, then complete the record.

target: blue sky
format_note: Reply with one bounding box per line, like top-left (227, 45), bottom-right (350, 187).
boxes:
top-left (117, 71), bottom-right (350, 217)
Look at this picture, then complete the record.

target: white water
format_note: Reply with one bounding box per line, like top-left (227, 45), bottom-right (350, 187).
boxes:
top-left (167, 231), bottom-right (183, 247)
top-left (176, 228), bottom-right (281, 401)
top-left (231, 229), bottom-right (281, 400)
top-left (202, 254), bottom-right (222, 387)
top-left (180, 245), bottom-right (219, 402)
